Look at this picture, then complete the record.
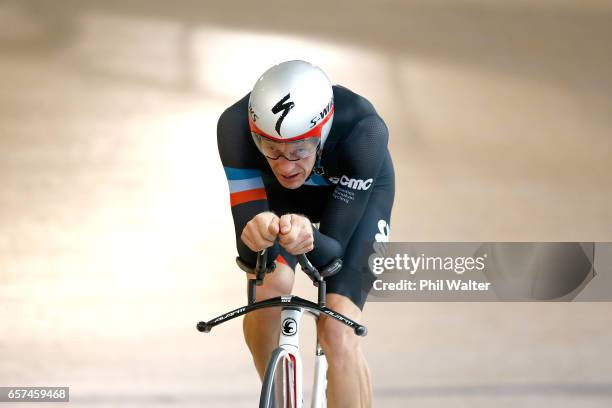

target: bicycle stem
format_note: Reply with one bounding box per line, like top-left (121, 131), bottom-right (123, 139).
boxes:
top-left (245, 249), bottom-right (330, 307)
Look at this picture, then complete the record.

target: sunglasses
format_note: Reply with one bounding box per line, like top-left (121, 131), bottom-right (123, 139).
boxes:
top-left (251, 133), bottom-right (320, 161)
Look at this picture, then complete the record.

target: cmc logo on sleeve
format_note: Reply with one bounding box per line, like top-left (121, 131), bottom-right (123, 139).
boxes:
top-left (328, 175), bottom-right (373, 191)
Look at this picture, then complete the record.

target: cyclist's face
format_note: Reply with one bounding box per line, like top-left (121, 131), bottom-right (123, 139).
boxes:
top-left (266, 154), bottom-right (316, 189)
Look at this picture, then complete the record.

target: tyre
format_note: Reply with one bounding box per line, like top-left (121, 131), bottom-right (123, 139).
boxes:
top-left (260, 347), bottom-right (297, 408)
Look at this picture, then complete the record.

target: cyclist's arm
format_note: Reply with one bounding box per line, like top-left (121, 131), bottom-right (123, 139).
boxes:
top-left (309, 115), bottom-right (389, 267)
top-left (217, 101), bottom-right (280, 266)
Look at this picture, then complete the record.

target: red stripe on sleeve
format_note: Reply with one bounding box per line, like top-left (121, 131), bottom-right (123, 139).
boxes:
top-left (275, 254), bottom-right (288, 266)
top-left (230, 188), bottom-right (267, 207)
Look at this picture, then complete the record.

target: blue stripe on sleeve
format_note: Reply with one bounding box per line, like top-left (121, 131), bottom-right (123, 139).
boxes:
top-left (228, 177), bottom-right (265, 193)
top-left (224, 167), bottom-right (261, 180)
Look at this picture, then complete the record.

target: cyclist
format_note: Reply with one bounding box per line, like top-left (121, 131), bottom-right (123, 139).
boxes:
top-left (217, 60), bottom-right (394, 407)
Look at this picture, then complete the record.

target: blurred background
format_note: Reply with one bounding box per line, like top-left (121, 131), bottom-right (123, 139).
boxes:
top-left (1, 0), bottom-right (611, 406)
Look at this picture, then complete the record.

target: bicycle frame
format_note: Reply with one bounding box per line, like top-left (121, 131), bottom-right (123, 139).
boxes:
top-left (197, 250), bottom-right (367, 407)
top-left (275, 306), bottom-right (329, 408)
top-left (311, 342), bottom-right (327, 407)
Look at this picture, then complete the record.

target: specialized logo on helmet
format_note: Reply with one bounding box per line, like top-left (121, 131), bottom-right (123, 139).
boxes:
top-left (271, 93), bottom-right (295, 136)
top-left (282, 317), bottom-right (297, 336)
top-left (328, 175), bottom-right (373, 191)
top-left (309, 98), bottom-right (334, 128)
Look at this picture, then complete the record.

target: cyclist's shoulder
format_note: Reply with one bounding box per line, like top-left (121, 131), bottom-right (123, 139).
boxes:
top-left (218, 93), bottom-right (250, 132)
top-left (217, 93), bottom-right (263, 168)
top-left (332, 85), bottom-right (382, 127)
top-left (329, 86), bottom-right (388, 152)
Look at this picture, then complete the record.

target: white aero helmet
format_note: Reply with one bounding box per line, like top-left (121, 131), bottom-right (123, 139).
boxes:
top-left (248, 60), bottom-right (334, 159)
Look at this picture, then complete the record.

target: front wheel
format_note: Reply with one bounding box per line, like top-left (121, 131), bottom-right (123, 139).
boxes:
top-left (260, 347), bottom-right (297, 408)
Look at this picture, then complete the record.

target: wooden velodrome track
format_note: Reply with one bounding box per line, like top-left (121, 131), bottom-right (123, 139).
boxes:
top-left (1, 1), bottom-right (611, 406)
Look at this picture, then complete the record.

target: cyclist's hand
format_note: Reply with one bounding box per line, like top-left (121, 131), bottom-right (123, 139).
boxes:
top-left (241, 212), bottom-right (280, 252)
top-left (278, 214), bottom-right (314, 255)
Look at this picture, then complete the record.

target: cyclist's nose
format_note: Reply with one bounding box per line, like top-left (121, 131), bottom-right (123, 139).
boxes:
top-left (276, 156), bottom-right (296, 170)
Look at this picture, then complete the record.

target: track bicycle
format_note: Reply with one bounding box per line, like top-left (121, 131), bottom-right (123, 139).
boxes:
top-left (197, 249), bottom-right (367, 407)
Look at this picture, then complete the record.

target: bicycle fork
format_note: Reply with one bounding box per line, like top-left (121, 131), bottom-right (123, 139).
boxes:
top-left (278, 307), bottom-right (304, 408)
top-left (278, 307), bottom-right (328, 408)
